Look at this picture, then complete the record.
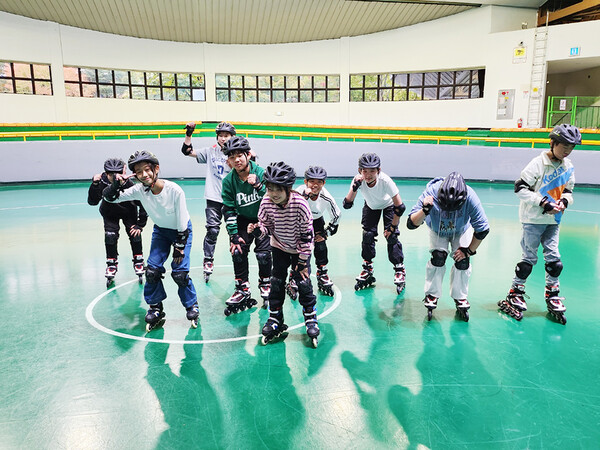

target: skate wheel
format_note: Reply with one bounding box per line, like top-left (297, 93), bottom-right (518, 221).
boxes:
top-left (427, 309), bottom-right (433, 321)
top-left (224, 308), bottom-right (232, 316)
top-left (138, 276), bottom-right (143, 285)
top-left (106, 279), bottom-right (114, 288)
top-left (560, 315), bottom-right (567, 325)
top-left (396, 284), bottom-right (405, 295)
top-left (311, 337), bottom-right (318, 348)
top-left (463, 310), bottom-right (469, 322)
top-left (145, 323), bottom-right (152, 332)
top-left (261, 335), bottom-right (268, 345)
top-left (190, 319), bottom-right (198, 329)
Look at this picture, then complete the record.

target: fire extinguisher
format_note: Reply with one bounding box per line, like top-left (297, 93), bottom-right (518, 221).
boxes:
top-left (517, 118), bottom-right (523, 128)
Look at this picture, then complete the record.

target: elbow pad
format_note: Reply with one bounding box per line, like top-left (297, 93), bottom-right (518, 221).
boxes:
top-left (473, 228), bottom-right (489, 240)
top-left (514, 178), bottom-right (532, 193)
top-left (326, 223), bottom-right (339, 237)
top-left (343, 198), bottom-right (353, 209)
top-left (394, 203), bottom-right (406, 217)
top-left (406, 216), bottom-right (419, 230)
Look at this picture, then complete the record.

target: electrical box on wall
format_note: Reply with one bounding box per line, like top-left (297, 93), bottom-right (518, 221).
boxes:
top-left (496, 89), bottom-right (515, 120)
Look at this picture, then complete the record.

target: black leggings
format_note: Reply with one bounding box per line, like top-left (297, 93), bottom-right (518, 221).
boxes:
top-left (360, 203), bottom-right (403, 264)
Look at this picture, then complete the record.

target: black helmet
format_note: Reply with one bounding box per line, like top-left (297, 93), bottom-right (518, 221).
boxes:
top-left (358, 153), bottom-right (380, 169)
top-left (222, 136), bottom-right (251, 156)
top-left (438, 172), bottom-right (467, 211)
top-left (263, 161), bottom-right (296, 187)
top-left (216, 122), bottom-right (236, 136)
top-left (104, 158), bottom-right (125, 173)
top-left (128, 150), bottom-right (159, 171)
top-left (304, 166), bottom-right (327, 181)
top-left (549, 124), bottom-right (581, 146)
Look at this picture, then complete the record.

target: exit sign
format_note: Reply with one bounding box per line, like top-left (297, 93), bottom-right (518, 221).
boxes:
top-left (570, 47), bottom-right (581, 57)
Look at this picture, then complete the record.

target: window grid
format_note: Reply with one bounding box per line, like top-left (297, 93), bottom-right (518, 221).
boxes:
top-left (0, 61), bottom-right (53, 96)
top-left (215, 75), bottom-right (340, 103)
top-left (63, 66), bottom-right (205, 101)
top-left (349, 69), bottom-right (483, 102)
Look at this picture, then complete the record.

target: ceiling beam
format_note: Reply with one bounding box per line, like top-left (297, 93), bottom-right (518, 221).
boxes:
top-left (537, 0), bottom-right (600, 26)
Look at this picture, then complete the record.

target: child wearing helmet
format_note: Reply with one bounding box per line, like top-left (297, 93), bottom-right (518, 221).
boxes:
top-left (88, 157), bottom-right (148, 287)
top-left (499, 124), bottom-right (581, 324)
top-left (249, 161), bottom-right (320, 347)
top-left (407, 172), bottom-right (490, 321)
top-left (180, 121), bottom-right (234, 282)
top-left (103, 150), bottom-right (199, 331)
top-left (343, 152), bottom-right (407, 294)
top-left (220, 136), bottom-right (272, 313)
top-left (288, 166), bottom-right (340, 297)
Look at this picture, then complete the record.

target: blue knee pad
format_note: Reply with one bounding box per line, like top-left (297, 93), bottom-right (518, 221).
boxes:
top-left (454, 257), bottom-right (470, 270)
top-left (105, 231), bottom-right (118, 245)
top-left (145, 266), bottom-right (164, 284)
top-left (545, 260), bottom-right (563, 277)
top-left (431, 250), bottom-right (448, 267)
top-left (171, 271), bottom-right (190, 287)
top-left (515, 261), bottom-right (533, 280)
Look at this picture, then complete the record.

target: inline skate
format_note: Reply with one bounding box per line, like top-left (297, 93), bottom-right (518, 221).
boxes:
top-left (186, 301), bottom-right (199, 328)
top-left (545, 284), bottom-right (567, 325)
top-left (355, 261), bottom-right (376, 291)
top-left (261, 308), bottom-right (288, 345)
top-left (423, 294), bottom-right (438, 321)
top-left (498, 284), bottom-right (527, 321)
top-left (316, 265), bottom-right (334, 296)
top-left (393, 263), bottom-right (406, 295)
top-left (132, 254), bottom-right (144, 284)
top-left (105, 258), bottom-right (118, 288)
top-left (145, 302), bottom-right (166, 332)
top-left (454, 298), bottom-right (470, 322)
top-left (203, 258), bottom-right (214, 283)
top-left (286, 272), bottom-right (298, 301)
top-left (303, 305), bottom-right (320, 348)
top-left (224, 279), bottom-right (257, 316)
top-left (258, 277), bottom-right (271, 308)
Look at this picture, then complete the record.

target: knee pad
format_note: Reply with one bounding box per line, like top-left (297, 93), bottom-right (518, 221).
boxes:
top-left (232, 248), bottom-right (246, 264)
top-left (145, 266), bottom-right (164, 284)
top-left (270, 277), bottom-right (286, 298)
top-left (297, 278), bottom-right (314, 296)
top-left (205, 227), bottom-right (219, 242)
top-left (515, 261), bottom-right (533, 280)
top-left (315, 240), bottom-right (327, 254)
top-left (130, 232), bottom-right (142, 243)
top-left (105, 231), bottom-right (118, 245)
top-left (454, 257), bottom-right (470, 270)
top-left (545, 260), bottom-right (563, 277)
top-left (362, 230), bottom-right (376, 245)
top-left (171, 271), bottom-right (190, 287)
top-left (430, 250), bottom-right (448, 267)
top-left (256, 251), bottom-right (272, 267)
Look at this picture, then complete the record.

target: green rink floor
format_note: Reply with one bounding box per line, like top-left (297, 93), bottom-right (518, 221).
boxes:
top-left (1, 179), bottom-right (599, 449)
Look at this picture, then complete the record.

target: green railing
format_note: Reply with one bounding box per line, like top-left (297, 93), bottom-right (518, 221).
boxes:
top-left (547, 96), bottom-right (600, 129)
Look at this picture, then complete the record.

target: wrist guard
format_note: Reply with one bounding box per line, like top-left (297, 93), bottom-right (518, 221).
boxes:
top-left (386, 224), bottom-right (398, 234)
top-left (103, 178), bottom-right (122, 201)
top-left (295, 259), bottom-right (307, 273)
top-left (458, 246), bottom-right (476, 257)
top-left (540, 196), bottom-right (556, 214)
top-left (230, 233), bottom-right (242, 245)
top-left (251, 226), bottom-right (262, 237)
top-left (422, 203), bottom-right (432, 215)
top-left (326, 223), bottom-right (338, 237)
top-left (343, 198), bottom-right (353, 209)
top-left (184, 124), bottom-right (195, 137)
top-left (174, 229), bottom-right (189, 250)
top-left (559, 198), bottom-right (568, 209)
top-left (352, 179), bottom-right (362, 192)
top-left (181, 142), bottom-right (193, 156)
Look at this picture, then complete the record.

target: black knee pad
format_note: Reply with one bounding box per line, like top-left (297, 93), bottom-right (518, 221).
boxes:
top-left (430, 250), bottom-right (448, 267)
top-left (256, 251), bottom-right (272, 267)
top-left (297, 278), bottom-right (314, 296)
top-left (454, 257), bottom-right (470, 270)
top-left (270, 277), bottom-right (286, 298)
top-left (105, 231), bottom-right (118, 245)
top-left (130, 232), bottom-right (142, 243)
top-left (145, 266), bottom-right (164, 284)
top-left (205, 227), bottom-right (219, 242)
top-left (315, 240), bottom-right (327, 253)
top-left (362, 230), bottom-right (376, 245)
top-left (171, 271), bottom-right (190, 287)
top-left (232, 248), bottom-right (246, 264)
top-left (515, 261), bottom-right (533, 280)
top-left (545, 260), bottom-right (563, 277)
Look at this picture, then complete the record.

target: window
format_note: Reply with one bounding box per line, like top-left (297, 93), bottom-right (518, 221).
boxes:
top-left (63, 66), bottom-right (205, 101)
top-left (0, 61), bottom-right (53, 95)
top-left (349, 69), bottom-right (484, 102)
top-left (216, 74), bottom-right (340, 103)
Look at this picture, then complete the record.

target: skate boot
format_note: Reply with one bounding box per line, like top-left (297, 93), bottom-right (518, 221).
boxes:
top-left (423, 294), bottom-right (438, 321)
top-left (224, 279), bottom-right (257, 316)
top-left (258, 277), bottom-right (271, 309)
top-left (454, 298), bottom-right (470, 322)
top-left (316, 265), bottom-right (334, 296)
top-left (355, 261), bottom-right (376, 291)
top-left (393, 263), bottom-right (406, 295)
top-left (303, 305), bottom-right (320, 348)
top-left (498, 284), bottom-right (527, 321)
top-left (286, 273), bottom-right (299, 301)
top-left (203, 258), bottom-right (214, 283)
top-left (261, 308), bottom-right (288, 345)
top-left (105, 258), bottom-right (118, 288)
top-left (186, 301), bottom-right (199, 328)
top-left (132, 255), bottom-right (144, 284)
top-left (545, 284), bottom-right (567, 325)
top-left (145, 302), bottom-right (165, 332)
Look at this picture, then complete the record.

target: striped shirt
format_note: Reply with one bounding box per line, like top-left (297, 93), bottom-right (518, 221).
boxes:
top-left (257, 191), bottom-right (314, 259)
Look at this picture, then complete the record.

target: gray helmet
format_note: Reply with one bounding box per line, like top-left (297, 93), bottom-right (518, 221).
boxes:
top-left (438, 172), bottom-right (467, 211)
top-left (222, 136), bottom-right (251, 156)
top-left (128, 150), bottom-right (159, 171)
top-left (104, 158), bottom-right (125, 173)
top-left (358, 153), bottom-right (380, 169)
top-left (549, 124), bottom-right (581, 146)
top-left (304, 166), bottom-right (327, 181)
top-left (216, 122), bottom-right (236, 136)
top-left (264, 161), bottom-right (296, 187)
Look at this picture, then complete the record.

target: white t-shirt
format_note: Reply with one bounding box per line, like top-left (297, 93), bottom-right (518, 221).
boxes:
top-left (196, 143), bottom-right (231, 203)
top-left (115, 180), bottom-right (191, 231)
top-left (358, 171), bottom-right (399, 210)
top-left (295, 185), bottom-right (341, 225)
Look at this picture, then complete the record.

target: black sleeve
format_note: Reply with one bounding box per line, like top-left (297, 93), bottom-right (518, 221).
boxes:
top-left (136, 201), bottom-right (148, 227)
top-left (87, 180), bottom-right (103, 206)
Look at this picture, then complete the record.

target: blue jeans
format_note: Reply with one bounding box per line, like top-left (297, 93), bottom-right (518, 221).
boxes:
top-left (513, 223), bottom-right (561, 286)
top-left (145, 221), bottom-right (197, 308)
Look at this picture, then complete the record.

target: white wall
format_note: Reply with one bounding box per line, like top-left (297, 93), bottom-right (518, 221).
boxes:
top-left (2, 6), bottom-right (599, 128)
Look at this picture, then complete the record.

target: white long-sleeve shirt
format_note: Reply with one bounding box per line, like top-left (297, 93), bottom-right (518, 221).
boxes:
top-left (295, 185), bottom-right (341, 226)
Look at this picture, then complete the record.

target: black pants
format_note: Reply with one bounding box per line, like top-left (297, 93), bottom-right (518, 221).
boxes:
top-left (103, 215), bottom-right (142, 259)
top-left (269, 247), bottom-right (316, 311)
top-left (232, 215), bottom-right (272, 281)
top-left (204, 199), bottom-right (223, 260)
top-left (361, 203), bottom-right (403, 264)
top-left (313, 217), bottom-right (329, 267)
